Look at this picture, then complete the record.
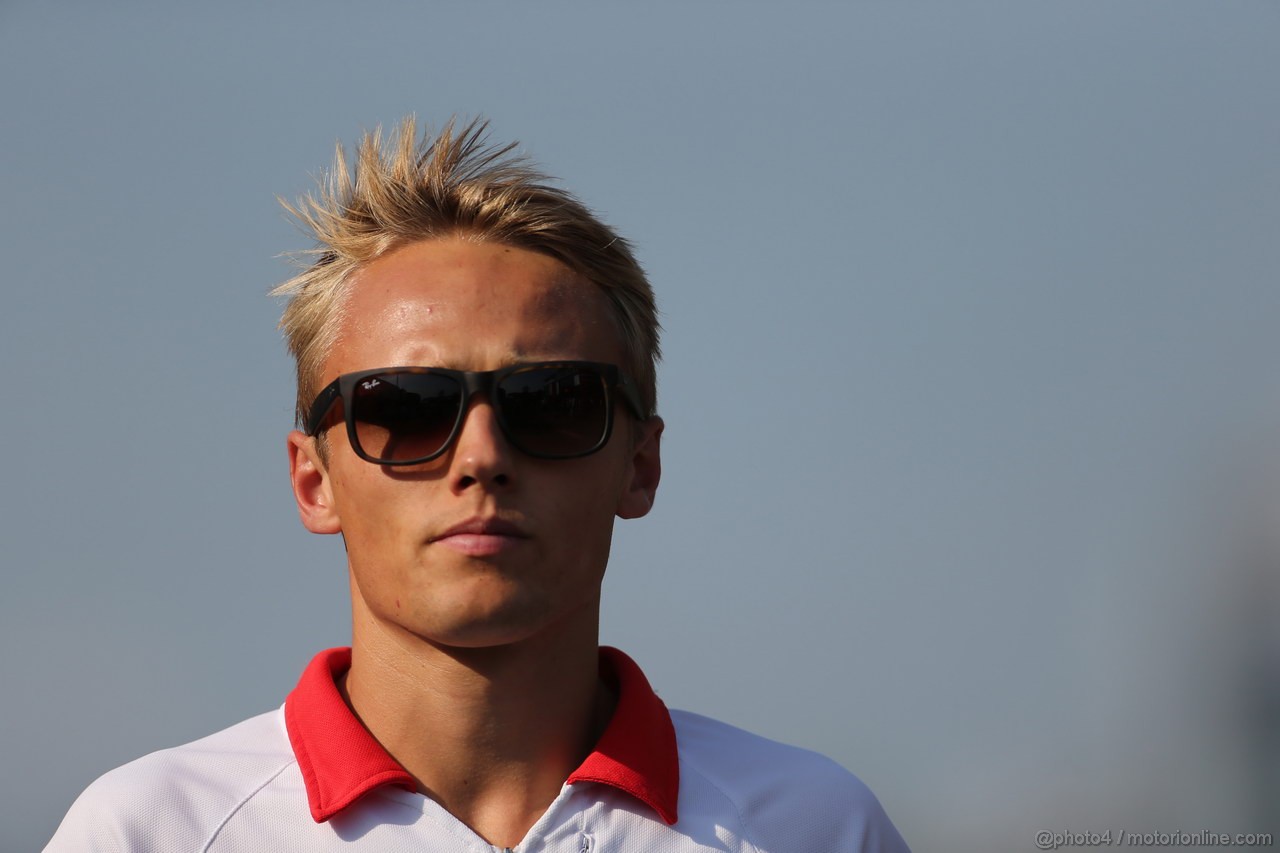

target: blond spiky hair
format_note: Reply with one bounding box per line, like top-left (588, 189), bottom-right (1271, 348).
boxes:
top-left (272, 116), bottom-right (660, 430)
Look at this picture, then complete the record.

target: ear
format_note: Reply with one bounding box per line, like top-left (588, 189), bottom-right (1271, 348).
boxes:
top-left (616, 416), bottom-right (663, 520)
top-left (287, 430), bottom-right (342, 534)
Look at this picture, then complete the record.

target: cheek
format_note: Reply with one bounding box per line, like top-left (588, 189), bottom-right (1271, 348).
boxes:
top-left (542, 464), bottom-right (628, 552)
top-left (330, 466), bottom-right (422, 546)
top-left (552, 453), bottom-right (629, 510)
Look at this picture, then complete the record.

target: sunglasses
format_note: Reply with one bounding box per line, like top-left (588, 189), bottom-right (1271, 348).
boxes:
top-left (305, 361), bottom-right (645, 465)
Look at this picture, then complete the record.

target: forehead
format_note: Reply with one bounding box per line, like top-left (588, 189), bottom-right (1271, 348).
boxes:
top-left (328, 238), bottom-right (621, 379)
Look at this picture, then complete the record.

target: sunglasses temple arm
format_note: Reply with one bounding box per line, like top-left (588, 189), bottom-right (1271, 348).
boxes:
top-left (617, 374), bottom-right (647, 420)
top-left (304, 383), bottom-right (343, 435)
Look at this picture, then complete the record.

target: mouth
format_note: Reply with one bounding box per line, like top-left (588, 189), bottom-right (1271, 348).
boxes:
top-left (430, 516), bottom-right (529, 557)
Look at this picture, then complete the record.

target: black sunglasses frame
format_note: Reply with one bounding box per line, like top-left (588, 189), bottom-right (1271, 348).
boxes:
top-left (304, 360), bottom-right (646, 465)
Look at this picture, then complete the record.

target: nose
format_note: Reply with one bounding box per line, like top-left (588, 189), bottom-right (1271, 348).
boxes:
top-left (447, 395), bottom-right (514, 493)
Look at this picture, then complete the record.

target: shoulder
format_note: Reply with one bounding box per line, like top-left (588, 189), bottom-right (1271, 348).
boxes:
top-left (670, 710), bottom-right (911, 853)
top-left (45, 708), bottom-right (297, 853)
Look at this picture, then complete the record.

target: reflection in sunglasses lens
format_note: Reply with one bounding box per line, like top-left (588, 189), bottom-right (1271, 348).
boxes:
top-left (501, 367), bottom-right (608, 457)
top-left (353, 373), bottom-right (462, 462)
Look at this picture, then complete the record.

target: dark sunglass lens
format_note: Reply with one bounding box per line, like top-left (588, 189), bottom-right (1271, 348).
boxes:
top-left (499, 366), bottom-right (609, 457)
top-left (351, 372), bottom-right (463, 462)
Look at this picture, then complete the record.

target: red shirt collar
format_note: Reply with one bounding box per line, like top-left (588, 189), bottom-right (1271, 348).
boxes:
top-left (284, 646), bottom-right (679, 825)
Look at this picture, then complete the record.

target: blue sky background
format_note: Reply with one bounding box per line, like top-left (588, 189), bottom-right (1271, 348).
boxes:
top-left (4, 3), bottom-right (1279, 849)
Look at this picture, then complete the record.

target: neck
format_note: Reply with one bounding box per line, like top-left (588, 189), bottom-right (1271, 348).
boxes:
top-left (341, 598), bottom-right (612, 848)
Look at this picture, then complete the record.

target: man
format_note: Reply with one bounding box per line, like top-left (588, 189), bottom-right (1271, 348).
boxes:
top-left (46, 118), bottom-right (910, 851)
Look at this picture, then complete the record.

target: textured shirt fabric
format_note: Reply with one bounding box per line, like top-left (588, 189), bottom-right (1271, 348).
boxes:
top-left (46, 648), bottom-right (910, 852)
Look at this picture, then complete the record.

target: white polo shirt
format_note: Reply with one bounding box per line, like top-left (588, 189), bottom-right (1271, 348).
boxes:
top-left (46, 647), bottom-right (910, 852)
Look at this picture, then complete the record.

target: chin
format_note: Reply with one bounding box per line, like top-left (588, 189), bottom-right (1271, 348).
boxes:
top-left (417, 618), bottom-right (555, 652)
top-left (413, 589), bottom-right (602, 652)
top-left (407, 595), bottom-right (556, 650)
